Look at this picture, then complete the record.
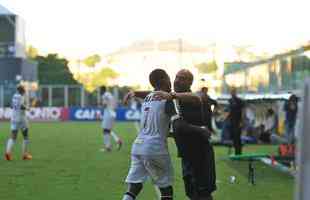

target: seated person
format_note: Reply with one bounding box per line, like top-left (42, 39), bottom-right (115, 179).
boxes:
top-left (241, 125), bottom-right (261, 144)
top-left (259, 108), bottom-right (286, 144)
top-left (243, 106), bottom-right (256, 133)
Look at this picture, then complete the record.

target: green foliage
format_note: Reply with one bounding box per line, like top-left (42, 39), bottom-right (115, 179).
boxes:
top-left (83, 54), bottom-right (101, 67)
top-left (195, 61), bottom-right (218, 74)
top-left (98, 67), bottom-right (119, 80)
top-left (26, 45), bottom-right (38, 59)
top-left (74, 66), bottom-right (119, 92)
top-left (35, 53), bottom-right (78, 85)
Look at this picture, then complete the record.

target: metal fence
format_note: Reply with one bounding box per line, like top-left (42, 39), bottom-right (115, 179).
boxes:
top-left (0, 84), bottom-right (120, 108)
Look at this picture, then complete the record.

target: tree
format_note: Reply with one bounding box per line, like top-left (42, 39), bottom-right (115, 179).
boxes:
top-left (74, 66), bottom-right (119, 92)
top-left (35, 53), bottom-right (78, 85)
top-left (26, 45), bottom-right (38, 59)
top-left (195, 61), bottom-right (218, 74)
top-left (83, 54), bottom-right (101, 67)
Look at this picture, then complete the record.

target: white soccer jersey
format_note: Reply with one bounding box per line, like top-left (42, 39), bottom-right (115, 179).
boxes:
top-left (11, 93), bottom-right (27, 122)
top-left (101, 92), bottom-right (117, 110)
top-left (131, 92), bottom-right (171, 155)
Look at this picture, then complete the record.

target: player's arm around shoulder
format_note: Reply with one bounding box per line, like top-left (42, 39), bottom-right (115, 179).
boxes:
top-left (153, 91), bottom-right (201, 104)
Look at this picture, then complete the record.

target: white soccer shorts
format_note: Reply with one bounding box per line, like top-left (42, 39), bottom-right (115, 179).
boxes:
top-left (101, 109), bottom-right (116, 130)
top-left (125, 154), bottom-right (174, 188)
top-left (11, 118), bottom-right (29, 131)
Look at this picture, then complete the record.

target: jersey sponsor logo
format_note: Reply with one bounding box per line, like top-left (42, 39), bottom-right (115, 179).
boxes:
top-left (134, 138), bottom-right (144, 144)
top-left (144, 94), bottom-right (163, 102)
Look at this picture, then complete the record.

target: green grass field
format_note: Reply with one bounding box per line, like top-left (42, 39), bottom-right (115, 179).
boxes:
top-left (0, 122), bottom-right (294, 200)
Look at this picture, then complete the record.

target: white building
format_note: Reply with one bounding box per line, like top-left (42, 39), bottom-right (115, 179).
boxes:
top-left (0, 4), bottom-right (26, 58)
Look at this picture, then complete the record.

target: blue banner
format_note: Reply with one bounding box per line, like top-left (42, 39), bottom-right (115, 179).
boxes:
top-left (69, 107), bottom-right (141, 121)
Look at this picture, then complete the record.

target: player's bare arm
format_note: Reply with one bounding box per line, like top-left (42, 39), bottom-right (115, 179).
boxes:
top-left (123, 91), bottom-right (150, 105)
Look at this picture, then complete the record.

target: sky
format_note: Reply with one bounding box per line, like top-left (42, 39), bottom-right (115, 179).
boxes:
top-left (1, 0), bottom-right (309, 59)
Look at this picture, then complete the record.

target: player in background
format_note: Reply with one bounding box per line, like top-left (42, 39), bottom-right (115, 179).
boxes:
top-left (5, 85), bottom-right (32, 161)
top-left (122, 69), bottom-right (175, 200)
top-left (100, 86), bottom-right (123, 152)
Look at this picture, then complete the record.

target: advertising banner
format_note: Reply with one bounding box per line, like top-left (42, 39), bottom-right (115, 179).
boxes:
top-left (69, 107), bottom-right (141, 121)
top-left (0, 107), bottom-right (68, 121)
top-left (0, 107), bottom-right (140, 122)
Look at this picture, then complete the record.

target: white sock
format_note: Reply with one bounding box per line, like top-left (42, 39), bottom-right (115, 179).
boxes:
top-left (111, 131), bottom-right (120, 142)
top-left (154, 186), bottom-right (161, 200)
top-left (6, 138), bottom-right (15, 154)
top-left (103, 134), bottom-right (111, 149)
top-left (22, 139), bottom-right (29, 154)
top-left (122, 193), bottom-right (134, 200)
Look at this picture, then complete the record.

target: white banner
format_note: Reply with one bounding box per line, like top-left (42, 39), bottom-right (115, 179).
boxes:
top-left (0, 107), bottom-right (63, 121)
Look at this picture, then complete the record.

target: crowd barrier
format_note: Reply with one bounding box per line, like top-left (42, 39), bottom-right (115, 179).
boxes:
top-left (0, 107), bottom-right (141, 122)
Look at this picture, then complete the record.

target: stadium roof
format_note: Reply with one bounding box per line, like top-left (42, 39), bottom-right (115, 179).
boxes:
top-left (214, 93), bottom-right (298, 104)
top-left (224, 44), bottom-right (310, 75)
top-left (0, 4), bottom-right (14, 15)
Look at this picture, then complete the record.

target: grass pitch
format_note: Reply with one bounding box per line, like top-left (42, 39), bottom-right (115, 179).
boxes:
top-left (0, 122), bottom-right (294, 200)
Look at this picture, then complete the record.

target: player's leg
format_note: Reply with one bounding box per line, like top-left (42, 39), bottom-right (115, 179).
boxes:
top-left (111, 131), bottom-right (123, 150)
top-left (122, 155), bottom-right (147, 200)
top-left (232, 125), bottom-right (242, 155)
top-left (189, 145), bottom-right (216, 200)
top-left (21, 118), bottom-right (32, 159)
top-left (5, 131), bottom-right (18, 160)
top-left (102, 129), bottom-right (112, 151)
top-left (109, 109), bottom-right (123, 150)
top-left (101, 109), bottom-right (113, 151)
top-left (159, 186), bottom-right (173, 200)
top-left (181, 159), bottom-right (197, 200)
top-left (5, 122), bottom-right (19, 160)
top-left (144, 155), bottom-right (174, 200)
top-left (122, 183), bottom-right (143, 200)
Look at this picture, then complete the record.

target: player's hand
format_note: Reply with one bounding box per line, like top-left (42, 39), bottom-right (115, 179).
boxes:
top-left (123, 91), bottom-right (135, 106)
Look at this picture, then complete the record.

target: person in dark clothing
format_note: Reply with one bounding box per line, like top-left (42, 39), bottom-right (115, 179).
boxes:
top-left (124, 70), bottom-right (216, 200)
top-left (123, 83), bottom-right (214, 199)
top-left (228, 87), bottom-right (245, 155)
top-left (197, 87), bottom-right (218, 133)
top-left (167, 69), bottom-right (216, 200)
top-left (283, 94), bottom-right (298, 144)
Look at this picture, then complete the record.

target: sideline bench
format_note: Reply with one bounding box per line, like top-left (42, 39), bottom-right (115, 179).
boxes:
top-left (229, 153), bottom-right (269, 185)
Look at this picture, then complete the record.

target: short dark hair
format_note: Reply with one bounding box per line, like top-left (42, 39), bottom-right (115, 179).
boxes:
top-left (149, 69), bottom-right (168, 88)
top-left (289, 94), bottom-right (298, 102)
top-left (17, 85), bottom-right (25, 94)
top-left (201, 86), bottom-right (208, 92)
top-left (267, 108), bottom-right (274, 116)
top-left (100, 86), bottom-right (106, 93)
